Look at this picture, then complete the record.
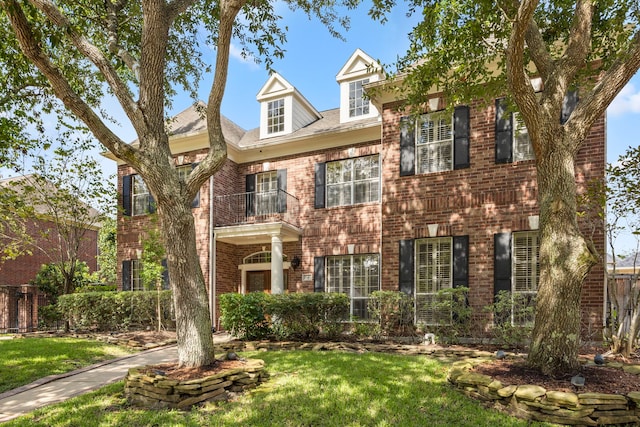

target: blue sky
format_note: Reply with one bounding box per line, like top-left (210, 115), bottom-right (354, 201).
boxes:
top-left (17, 4), bottom-right (640, 253)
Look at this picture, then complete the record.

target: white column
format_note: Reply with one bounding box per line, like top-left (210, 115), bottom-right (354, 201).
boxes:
top-left (271, 234), bottom-right (284, 294)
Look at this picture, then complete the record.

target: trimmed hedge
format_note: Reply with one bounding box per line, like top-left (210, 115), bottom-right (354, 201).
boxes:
top-left (219, 292), bottom-right (349, 340)
top-left (57, 291), bottom-right (174, 331)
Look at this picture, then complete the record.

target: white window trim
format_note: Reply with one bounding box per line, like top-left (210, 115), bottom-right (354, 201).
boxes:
top-left (255, 171), bottom-right (278, 216)
top-left (131, 175), bottom-right (150, 216)
top-left (415, 112), bottom-right (453, 174)
top-left (414, 237), bottom-right (453, 325)
top-left (326, 254), bottom-right (380, 319)
top-left (512, 113), bottom-right (534, 162)
top-left (325, 154), bottom-right (380, 208)
top-left (511, 231), bottom-right (539, 325)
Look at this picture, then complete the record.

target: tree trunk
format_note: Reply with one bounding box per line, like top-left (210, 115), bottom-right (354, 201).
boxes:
top-left (527, 139), bottom-right (597, 375)
top-left (158, 198), bottom-right (214, 367)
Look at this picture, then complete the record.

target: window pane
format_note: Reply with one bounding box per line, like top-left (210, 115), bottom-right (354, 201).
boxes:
top-left (416, 113), bottom-right (453, 174)
top-left (326, 254), bottom-right (379, 319)
top-left (267, 99), bottom-right (285, 134)
top-left (512, 231), bottom-right (539, 326)
top-left (255, 171), bottom-right (278, 215)
top-left (349, 79), bottom-right (370, 118)
top-left (326, 155), bottom-right (380, 207)
top-left (415, 237), bottom-right (452, 325)
top-left (513, 113), bottom-right (534, 161)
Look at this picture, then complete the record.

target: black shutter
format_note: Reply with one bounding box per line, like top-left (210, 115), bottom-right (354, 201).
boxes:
top-left (245, 174), bottom-right (255, 217)
top-left (399, 239), bottom-right (414, 295)
top-left (453, 106), bottom-right (470, 169)
top-left (399, 116), bottom-right (416, 176)
top-left (122, 260), bottom-right (131, 291)
top-left (314, 256), bottom-right (325, 292)
top-left (453, 235), bottom-right (469, 288)
top-left (314, 163), bottom-right (326, 209)
top-left (495, 98), bottom-right (513, 164)
top-left (494, 232), bottom-right (512, 296)
top-left (122, 175), bottom-right (132, 216)
top-left (277, 169), bottom-right (287, 213)
top-left (191, 163), bottom-right (200, 208)
top-left (161, 259), bottom-right (169, 290)
top-left (561, 90), bottom-right (578, 124)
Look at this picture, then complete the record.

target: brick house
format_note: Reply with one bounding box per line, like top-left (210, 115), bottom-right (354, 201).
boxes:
top-left (0, 175), bottom-right (100, 331)
top-left (110, 49), bottom-right (605, 335)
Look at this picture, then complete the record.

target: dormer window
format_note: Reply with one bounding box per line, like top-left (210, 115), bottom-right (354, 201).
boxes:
top-left (349, 79), bottom-right (370, 118)
top-left (267, 99), bottom-right (285, 134)
top-left (337, 49), bottom-right (382, 124)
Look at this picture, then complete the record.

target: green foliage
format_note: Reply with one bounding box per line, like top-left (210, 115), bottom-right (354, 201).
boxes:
top-left (56, 291), bottom-right (174, 332)
top-left (37, 304), bottom-right (62, 330)
top-left (485, 290), bottom-right (535, 351)
top-left (219, 293), bottom-right (272, 341)
top-left (31, 262), bottom-right (92, 301)
top-left (219, 293), bottom-right (350, 341)
top-left (351, 320), bottom-right (381, 340)
top-left (368, 291), bottom-right (415, 336)
top-left (267, 293), bottom-right (349, 340)
top-left (95, 217), bottom-right (117, 286)
top-left (75, 284), bottom-right (117, 293)
top-left (424, 287), bottom-right (472, 345)
top-left (1, 351), bottom-right (549, 427)
top-left (0, 185), bottom-right (34, 263)
top-left (140, 220), bottom-right (166, 291)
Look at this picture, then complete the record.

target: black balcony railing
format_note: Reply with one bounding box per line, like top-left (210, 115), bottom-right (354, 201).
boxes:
top-left (213, 190), bottom-right (300, 228)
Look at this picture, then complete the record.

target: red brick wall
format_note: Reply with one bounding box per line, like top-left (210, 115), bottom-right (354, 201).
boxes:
top-left (379, 98), bottom-right (605, 336)
top-left (0, 218), bottom-right (98, 286)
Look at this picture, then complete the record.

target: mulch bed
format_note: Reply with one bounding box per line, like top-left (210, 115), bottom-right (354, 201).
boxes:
top-left (472, 358), bottom-right (639, 394)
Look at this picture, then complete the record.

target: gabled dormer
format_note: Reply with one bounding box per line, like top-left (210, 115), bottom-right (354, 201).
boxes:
top-left (257, 72), bottom-right (321, 140)
top-left (336, 49), bottom-right (383, 124)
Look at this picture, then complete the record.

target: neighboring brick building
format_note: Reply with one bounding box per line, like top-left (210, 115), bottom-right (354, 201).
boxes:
top-left (0, 175), bottom-right (100, 331)
top-left (109, 49), bottom-right (606, 335)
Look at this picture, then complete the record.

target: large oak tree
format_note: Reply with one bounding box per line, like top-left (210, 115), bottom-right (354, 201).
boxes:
top-left (1, 0), bottom-right (357, 367)
top-left (374, 0), bottom-right (640, 374)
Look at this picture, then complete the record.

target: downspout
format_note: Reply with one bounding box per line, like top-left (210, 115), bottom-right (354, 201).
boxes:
top-left (209, 175), bottom-right (217, 330)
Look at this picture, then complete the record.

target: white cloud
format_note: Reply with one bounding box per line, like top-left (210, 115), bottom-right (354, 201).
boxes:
top-left (608, 83), bottom-right (640, 117)
top-left (229, 42), bottom-right (259, 70)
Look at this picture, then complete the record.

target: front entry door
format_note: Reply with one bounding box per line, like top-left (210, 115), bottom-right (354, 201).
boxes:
top-left (247, 270), bottom-right (271, 293)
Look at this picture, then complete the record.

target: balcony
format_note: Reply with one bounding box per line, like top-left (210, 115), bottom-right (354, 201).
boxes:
top-left (213, 190), bottom-right (300, 229)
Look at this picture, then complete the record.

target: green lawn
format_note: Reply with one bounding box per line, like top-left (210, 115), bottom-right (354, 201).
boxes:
top-left (0, 337), bottom-right (134, 393)
top-left (5, 349), bottom-right (552, 426)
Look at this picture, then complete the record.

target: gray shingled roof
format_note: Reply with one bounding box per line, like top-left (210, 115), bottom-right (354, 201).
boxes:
top-left (166, 103), bottom-right (379, 149)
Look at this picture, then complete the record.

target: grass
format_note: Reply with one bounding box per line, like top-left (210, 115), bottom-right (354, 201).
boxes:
top-left (4, 349), bottom-right (553, 426)
top-left (0, 337), bottom-right (134, 393)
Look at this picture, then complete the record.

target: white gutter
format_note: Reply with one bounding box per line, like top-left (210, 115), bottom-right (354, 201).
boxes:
top-left (209, 175), bottom-right (217, 330)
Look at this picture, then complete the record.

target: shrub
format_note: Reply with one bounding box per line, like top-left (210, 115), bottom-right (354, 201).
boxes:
top-left (484, 290), bottom-right (534, 351)
top-left (267, 293), bottom-right (349, 340)
top-left (423, 287), bottom-right (472, 344)
top-left (219, 293), bottom-right (272, 340)
top-left (368, 291), bottom-right (415, 336)
top-left (57, 290), bottom-right (174, 331)
top-left (38, 304), bottom-right (62, 330)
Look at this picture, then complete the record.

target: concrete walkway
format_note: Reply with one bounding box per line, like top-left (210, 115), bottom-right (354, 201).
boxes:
top-left (0, 334), bottom-right (233, 423)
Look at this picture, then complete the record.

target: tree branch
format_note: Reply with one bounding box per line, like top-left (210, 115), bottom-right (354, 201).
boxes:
top-left (567, 30), bottom-right (640, 149)
top-left (105, 0), bottom-right (141, 80)
top-left (190, 0), bottom-right (246, 195)
top-left (2, 0), bottom-right (140, 166)
top-left (524, 18), bottom-right (552, 81)
top-left (27, 0), bottom-right (145, 138)
top-left (166, 0), bottom-right (196, 22)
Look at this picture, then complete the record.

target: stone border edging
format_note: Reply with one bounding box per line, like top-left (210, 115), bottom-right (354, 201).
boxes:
top-left (124, 358), bottom-right (268, 409)
top-left (447, 358), bottom-right (640, 426)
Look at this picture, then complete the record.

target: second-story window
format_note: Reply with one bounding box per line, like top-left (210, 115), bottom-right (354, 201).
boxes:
top-left (325, 154), bottom-right (380, 208)
top-left (513, 113), bottom-right (534, 162)
top-left (417, 112), bottom-right (453, 174)
top-left (349, 79), bottom-right (370, 118)
top-left (132, 175), bottom-right (152, 216)
top-left (256, 171), bottom-right (278, 215)
top-left (267, 99), bottom-right (285, 134)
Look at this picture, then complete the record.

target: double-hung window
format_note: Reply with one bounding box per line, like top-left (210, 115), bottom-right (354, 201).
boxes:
top-left (130, 259), bottom-right (143, 291)
top-left (513, 113), bottom-right (534, 162)
top-left (326, 254), bottom-right (380, 319)
top-left (132, 175), bottom-right (152, 216)
top-left (267, 99), bottom-right (285, 134)
top-left (255, 171), bottom-right (278, 215)
top-left (512, 231), bottom-right (539, 325)
top-left (349, 79), bottom-right (370, 118)
top-left (416, 113), bottom-right (453, 174)
top-left (415, 237), bottom-right (452, 325)
top-left (326, 154), bottom-right (379, 208)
